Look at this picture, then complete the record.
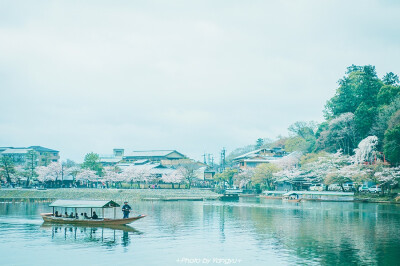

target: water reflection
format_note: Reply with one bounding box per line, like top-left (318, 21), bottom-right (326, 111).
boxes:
top-left (41, 222), bottom-right (142, 248)
top-left (1, 200), bottom-right (400, 265)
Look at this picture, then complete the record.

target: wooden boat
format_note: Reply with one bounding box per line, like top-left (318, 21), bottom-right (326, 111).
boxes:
top-left (283, 198), bottom-right (302, 203)
top-left (40, 222), bottom-right (142, 233)
top-left (219, 193), bottom-right (239, 201)
top-left (40, 199), bottom-right (146, 225)
top-left (219, 189), bottom-right (242, 201)
top-left (282, 192), bottom-right (302, 203)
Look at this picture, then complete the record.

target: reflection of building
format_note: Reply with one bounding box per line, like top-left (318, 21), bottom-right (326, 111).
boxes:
top-left (0, 146), bottom-right (60, 166)
top-left (233, 148), bottom-right (287, 169)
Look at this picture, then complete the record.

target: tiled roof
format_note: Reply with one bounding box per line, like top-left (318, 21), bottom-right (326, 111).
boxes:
top-left (124, 150), bottom-right (181, 157)
top-left (29, 146), bottom-right (59, 152)
top-left (99, 158), bottom-right (122, 163)
top-left (1, 148), bottom-right (32, 154)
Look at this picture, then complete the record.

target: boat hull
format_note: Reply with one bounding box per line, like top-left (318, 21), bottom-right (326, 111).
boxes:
top-left (219, 194), bottom-right (239, 201)
top-left (283, 199), bottom-right (302, 202)
top-left (40, 213), bottom-right (146, 225)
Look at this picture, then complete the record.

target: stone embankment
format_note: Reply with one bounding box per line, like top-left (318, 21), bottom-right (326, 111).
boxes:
top-left (0, 188), bottom-right (220, 203)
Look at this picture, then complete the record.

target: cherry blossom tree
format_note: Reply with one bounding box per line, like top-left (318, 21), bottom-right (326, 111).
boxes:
top-left (103, 166), bottom-right (121, 187)
top-left (76, 169), bottom-right (99, 187)
top-left (36, 162), bottom-right (64, 186)
top-left (161, 170), bottom-right (184, 188)
top-left (235, 169), bottom-right (254, 189)
top-left (373, 166), bottom-right (400, 194)
top-left (353, 136), bottom-right (379, 164)
top-left (120, 165), bottom-right (152, 188)
top-left (273, 151), bottom-right (302, 170)
top-left (177, 164), bottom-right (199, 189)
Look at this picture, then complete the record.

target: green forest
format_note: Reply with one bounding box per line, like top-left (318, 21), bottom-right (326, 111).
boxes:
top-left (231, 65), bottom-right (400, 165)
top-left (222, 65), bottom-right (400, 194)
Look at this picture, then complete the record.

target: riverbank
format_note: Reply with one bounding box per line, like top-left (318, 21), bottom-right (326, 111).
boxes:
top-left (354, 194), bottom-right (400, 204)
top-left (0, 188), bottom-right (220, 202)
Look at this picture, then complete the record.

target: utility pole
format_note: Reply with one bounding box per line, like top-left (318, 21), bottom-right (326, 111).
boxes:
top-left (202, 153), bottom-right (207, 165)
top-left (220, 147), bottom-right (226, 172)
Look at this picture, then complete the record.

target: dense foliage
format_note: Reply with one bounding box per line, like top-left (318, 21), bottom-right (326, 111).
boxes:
top-left (276, 65), bottom-right (400, 164)
top-left (221, 65), bottom-right (400, 193)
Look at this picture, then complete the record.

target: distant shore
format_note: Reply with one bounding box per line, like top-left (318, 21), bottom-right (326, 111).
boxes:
top-left (0, 188), bottom-right (220, 202)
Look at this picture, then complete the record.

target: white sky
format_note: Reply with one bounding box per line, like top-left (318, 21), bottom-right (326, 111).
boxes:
top-left (1, 0), bottom-right (400, 163)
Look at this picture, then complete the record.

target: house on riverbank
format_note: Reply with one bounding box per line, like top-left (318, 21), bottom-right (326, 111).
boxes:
top-left (0, 146), bottom-right (60, 166)
top-left (99, 149), bottom-right (189, 166)
top-left (233, 148), bottom-right (287, 169)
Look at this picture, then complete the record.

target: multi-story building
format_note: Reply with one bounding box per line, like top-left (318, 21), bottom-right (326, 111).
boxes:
top-left (99, 149), bottom-right (188, 166)
top-left (0, 146), bottom-right (60, 166)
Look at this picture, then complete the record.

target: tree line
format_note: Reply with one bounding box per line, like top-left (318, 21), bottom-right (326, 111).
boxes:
top-left (219, 65), bottom-right (400, 193)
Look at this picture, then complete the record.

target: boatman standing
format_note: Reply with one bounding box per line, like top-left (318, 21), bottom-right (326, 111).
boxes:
top-left (122, 201), bottom-right (132, 218)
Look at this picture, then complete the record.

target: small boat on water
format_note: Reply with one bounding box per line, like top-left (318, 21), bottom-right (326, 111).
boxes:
top-left (282, 192), bottom-right (302, 202)
top-left (219, 189), bottom-right (242, 201)
top-left (40, 200), bottom-right (146, 225)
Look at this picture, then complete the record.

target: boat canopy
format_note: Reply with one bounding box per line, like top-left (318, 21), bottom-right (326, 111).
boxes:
top-left (49, 200), bottom-right (120, 208)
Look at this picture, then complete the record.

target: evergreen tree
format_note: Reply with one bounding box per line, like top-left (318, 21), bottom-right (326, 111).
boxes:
top-left (354, 102), bottom-right (377, 140)
top-left (25, 150), bottom-right (38, 187)
top-left (81, 152), bottom-right (103, 176)
top-left (0, 156), bottom-right (16, 184)
top-left (384, 124), bottom-right (400, 165)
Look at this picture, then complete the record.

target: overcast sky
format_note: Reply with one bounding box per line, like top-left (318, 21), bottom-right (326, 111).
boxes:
top-left (1, 0), bottom-right (400, 163)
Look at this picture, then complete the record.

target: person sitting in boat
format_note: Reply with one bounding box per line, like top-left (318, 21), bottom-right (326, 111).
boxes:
top-left (91, 211), bottom-right (99, 219)
top-left (122, 201), bottom-right (132, 219)
top-left (79, 213), bottom-right (85, 220)
top-left (54, 211), bottom-right (60, 217)
top-left (69, 212), bottom-right (74, 218)
top-left (84, 212), bottom-right (90, 219)
top-left (75, 213), bottom-right (79, 219)
top-left (64, 212), bottom-right (69, 218)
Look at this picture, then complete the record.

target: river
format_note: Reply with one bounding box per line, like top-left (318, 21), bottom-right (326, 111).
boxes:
top-left (0, 198), bottom-right (399, 265)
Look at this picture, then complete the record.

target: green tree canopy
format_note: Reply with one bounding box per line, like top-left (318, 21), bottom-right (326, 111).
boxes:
top-left (25, 150), bottom-right (38, 187)
top-left (251, 163), bottom-right (280, 190)
top-left (377, 85), bottom-right (400, 106)
top-left (384, 124), bottom-right (400, 165)
top-left (325, 65), bottom-right (383, 118)
top-left (0, 156), bottom-right (16, 184)
top-left (214, 168), bottom-right (238, 188)
top-left (81, 152), bottom-right (103, 176)
top-left (382, 72), bottom-right (399, 86)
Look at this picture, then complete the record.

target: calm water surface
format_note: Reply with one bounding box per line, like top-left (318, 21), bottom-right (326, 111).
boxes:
top-left (0, 198), bottom-right (399, 266)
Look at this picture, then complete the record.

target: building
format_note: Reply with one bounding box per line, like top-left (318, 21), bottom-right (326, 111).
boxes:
top-left (117, 162), bottom-right (174, 179)
top-left (30, 146), bottom-right (60, 166)
top-left (233, 148), bottom-right (287, 169)
top-left (123, 150), bottom-right (187, 163)
top-left (0, 146), bottom-right (60, 166)
top-left (99, 149), bottom-right (125, 166)
top-left (99, 149), bottom-right (189, 167)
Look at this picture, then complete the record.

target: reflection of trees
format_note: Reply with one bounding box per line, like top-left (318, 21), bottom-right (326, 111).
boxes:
top-left (228, 199), bottom-right (400, 265)
top-left (146, 201), bottom-right (199, 234)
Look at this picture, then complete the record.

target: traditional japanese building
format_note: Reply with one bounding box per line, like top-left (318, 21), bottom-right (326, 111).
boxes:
top-left (233, 148), bottom-right (287, 169)
top-left (123, 150), bottom-right (187, 163)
